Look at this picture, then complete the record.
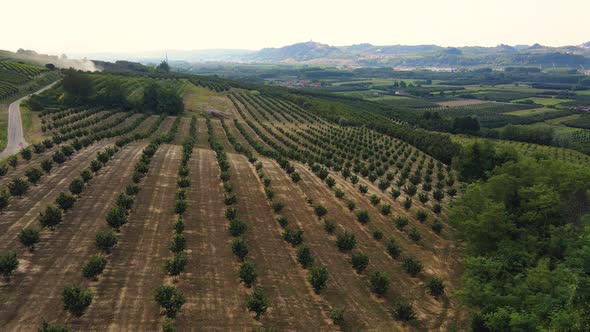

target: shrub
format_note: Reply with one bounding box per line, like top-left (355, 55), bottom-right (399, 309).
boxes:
top-left (95, 229), bottom-right (118, 253)
top-left (426, 277), bottom-right (445, 296)
top-left (8, 177), bottom-right (29, 196)
top-left (386, 238), bottom-right (401, 258)
top-left (105, 207), bottom-right (127, 230)
top-left (174, 199), bottom-right (187, 214)
top-left (0, 189), bottom-right (9, 212)
top-left (351, 252), bottom-right (369, 273)
top-left (169, 233), bottom-right (186, 253)
top-left (38, 321), bottom-right (71, 332)
top-left (432, 203), bottom-right (442, 214)
top-left (225, 207), bottom-right (238, 220)
top-left (276, 215), bottom-right (288, 228)
top-left (55, 192), bottom-right (76, 211)
top-left (116, 193), bottom-right (134, 210)
top-left (314, 205), bottom-right (327, 218)
top-left (231, 238), bottom-right (249, 261)
top-left (296, 246), bottom-right (314, 268)
top-left (52, 151), bottom-right (66, 164)
top-left (402, 257), bottom-right (423, 277)
top-left (126, 184), bottom-right (140, 196)
top-left (239, 261), bottom-right (257, 287)
top-left (418, 192), bottom-right (429, 204)
top-left (409, 228), bottom-right (422, 242)
top-left (245, 287), bottom-right (268, 319)
top-left (20, 148), bottom-right (31, 161)
top-left (372, 229), bottom-right (383, 240)
top-left (390, 189), bottom-right (400, 200)
top-left (291, 172), bottom-right (301, 183)
top-left (308, 265), bottom-right (329, 293)
top-left (79, 167), bottom-right (94, 183)
top-left (431, 220), bottom-right (444, 234)
top-left (282, 228), bottom-right (304, 246)
top-left (346, 200), bottom-right (356, 211)
top-left (356, 210), bottom-right (370, 224)
top-left (359, 185), bottom-right (368, 194)
top-left (25, 168), bottom-right (43, 185)
top-left (61, 145), bottom-right (74, 157)
top-left (0, 164), bottom-right (8, 176)
top-left (380, 204), bottom-right (391, 216)
top-left (89, 159), bottom-right (102, 172)
top-left (154, 285), bottom-right (185, 318)
top-left (369, 271), bottom-right (390, 296)
top-left (271, 201), bottom-right (284, 212)
top-left (62, 285), bottom-right (93, 316)
top-left (403, 198), bottom-right (412, 210)
top-left (69, 178), bottom-right (84, 195)
top-left (324, 219), bottom-right (336, 234)
top-left (8, 155), bottom-right (18, 168)
top-left (177, 177), bottom-right (190, 188)
top-left (264, 188), bottom-right (273, 200)
top-left (433, 189), bottom-right (445, 201)
top-left (369, 194), bottom-right (381, 206)
top-left (416, 210), bottom-right (428, 223)
top-left (18, 227), bottom-right (40, 250)
top-left (336, 232), bottom-right (356, 252)
top-left (393, 302), bottom-right (416, 321)
top-left (326, 177), bottom-right (336, 188)
top-left (165, 253), bottom-right (188, 277)
top-left (229, 218), bottom-right (247, 237)
top-left (335, 189), bottom-right (345, 199)
top-left (395, 216), bottom-right (409, 230)
top-left (38, 205), bottom-right (63, 229)
top-left (82, 255), bottom-right (107, 279)
top-left (161, 319), bottom-right (176, 332)
top-left (0, 252), bottom-right (19, 279)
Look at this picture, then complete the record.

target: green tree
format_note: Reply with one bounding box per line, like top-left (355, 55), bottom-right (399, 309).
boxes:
top-left (154, 285), bottom-right (185, 318)
top-left (82, 255), bottom-right (107, 280)
top-left (8, 177), bottom-right (29, 196)
top-left (336, 232), bottom-right (356, 252)
top-left (0, 189), bottom-right (9, 213)
top-left (62, 285), bottom-right (93, 316)
top-left (296, 246), bottom-right (314, 268)
top-left (18, 227), bottom-right (40, 250)
top-left (0, 252), bottom-right (19, 280)
top-left (38, 205), bottom-right (63, 229)
top-left (105, 207), bottom-right (127, 230)
top-left (95, 229), bottom-right (118, 253)
top-left (308, 265), bottom-right (329, 293)
top-left (239, 260), bottom-right (257, 287)
top-left (245, 287), bottom-right (269, 319)
top-left (165, 253), bottom-right (188, 277)
top-left (369, 271), bottom-right (389, 296)
top-left (351, 252), bottom-right (369, 273)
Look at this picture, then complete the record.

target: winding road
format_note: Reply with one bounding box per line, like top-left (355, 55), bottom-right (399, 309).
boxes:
top-left (0, 82), bottom-right (58, 159)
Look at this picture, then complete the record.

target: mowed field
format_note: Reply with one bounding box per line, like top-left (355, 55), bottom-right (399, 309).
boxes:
top-left (0, 84), bottom-right (467, 330)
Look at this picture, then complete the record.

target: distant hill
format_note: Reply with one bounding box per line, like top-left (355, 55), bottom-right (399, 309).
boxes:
top-left (250, 41), bottom-right (345, 61)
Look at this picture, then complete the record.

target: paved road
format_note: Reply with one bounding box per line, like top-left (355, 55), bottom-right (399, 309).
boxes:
top-left (0, 82), bottom-right (58, 159)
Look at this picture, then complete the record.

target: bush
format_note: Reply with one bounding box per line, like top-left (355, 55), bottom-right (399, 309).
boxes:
top-left (330, 308), bottom-right (345, 325)
top-left (80, 169), bottom-right (93, 182)
top-left (174, 218), bottom-right (185, 233)
top-left (169, 233), bottom-right (186, 253)
top-left (431, 220), bottom-right (443, 234)
top-left (154, 285), bottom-right (185, 318)
top-left (231, 238), bottom-right (249, 261)
top-left (390, 189), bottom-right (400, 200)
top-left (432, 203), bottom-right (442, 214)
top-left (372, 229), bottom-right (383, 240)
top-left (271, 201), bottom-right (284, 212)
top-left (0, 189), bottom-right (8, 212)
top-left (346, 200), bottom-right (356, 211)
top-left (89, 159), bottom-right (102, 172)
top-left (291, 172), bottom-right (301, 183)
top-left (416, 210), bottom-right (428, 223)
top-left (8, 177), bottom-right (29, 196)
top-left (386, 238), bottom-right (401, 258)
top-left (369, 194), bottom-right (381, 206)
top-left (426, 277), bottom-right (445, 296)
top-left (62, 285), bottom-right (93, 316)
top-left (409, 228), bottom-right (422, 242)
top-left (0, 164), bottom-right (8, 176)
top-left (402, 257), bottom-right (423, 276)
top-left (395, 216), bottom-right (409, 230)
top-left (245, 287), bottom-right (268, 319)
top-left (336, 232), bottom-right (356, 252)
top-left (18, 227), bottom-right (40, 250)
top-left (296, 246), bottom-right (314, 268)
top-left (20, 148), bottom-right (32, 161)
top-left (95, 229), bottom-right (118, 253)
top-left (225, 207), bottom-right (238, 220)
top-left (403, 198), bottom-right (412, 210)
top-left (52, 150), bottom-right (66, 164)
top-left (126, 184), bottom-right (140, 196)
top-left (229, 218), bottom-right (247, 237)
top-left (393, 302), bottom-right (416, 321)
top-left (116, 193), bottom-right (134, 210)
top-left (25, 168), bottom-right (43, 184)
top-left (356, 210), bottom-right (370, 224)
top-left (264, 188), bottom-right (273, 200)
top-left (174, 199), bottom-right (188, 214)
top-left (82, 255), bottom-right (107, 279)
top-left (326, 177), bottom-right (336, 188)
top-left (55, 192), bottom-right (76, 210)
top-left (359, 185), bottom-right (368, 194)
top-left (161, 319), bottom-right (176, 332)
top-left (324, 219), bottom-right (336, 234)
top-left (8, 155), bottom-right (18, 168)
top-left (69, 178), bottom-right (84, 195)
top-left (335, 189), bottom-right (345, 199)
top-left (38, 321), bottom-right (71, 332)
top-left (276, 215), bottom-right (288, 228)
top-left (351, 252), bottom-right (369, 273)
top-left (105, 207), bottom-right (127, 230)
top-left (369, 271), bottom-right (390, 296)
top-left (308, 265), bottom-right (329, 293)
top-left (239, 261), bottom-right (257, 287)
top-left (314, 205), bottom-right (327, 218)
top-left (0, 252), bottom-right (19, 279)
top-left (282, 228), bottom-right (304, 246)
top-left (165, 253), bottom-right (188, 277)
top-left (38, 205), bottom-right (63, 229)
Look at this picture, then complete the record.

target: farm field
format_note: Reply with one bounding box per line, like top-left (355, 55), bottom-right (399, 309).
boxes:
top-left (0, 77), bottom-right (469, 331)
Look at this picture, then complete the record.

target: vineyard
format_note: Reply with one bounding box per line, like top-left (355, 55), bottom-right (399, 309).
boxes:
top-left (0, 79), bottom-right (466, 331)
top-left (0, 61), bottom-right (48, 99)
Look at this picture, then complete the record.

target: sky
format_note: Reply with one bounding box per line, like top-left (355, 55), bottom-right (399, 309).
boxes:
top-left (3, 0), bottom-right (589, 56)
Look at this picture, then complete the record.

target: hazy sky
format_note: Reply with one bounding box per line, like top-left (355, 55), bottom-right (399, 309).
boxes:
top-left (4, 0), bottom-right (589, 55)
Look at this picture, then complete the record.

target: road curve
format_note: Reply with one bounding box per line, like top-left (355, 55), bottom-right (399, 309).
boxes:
top-left (0, 82), bottom-right (58, 159)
